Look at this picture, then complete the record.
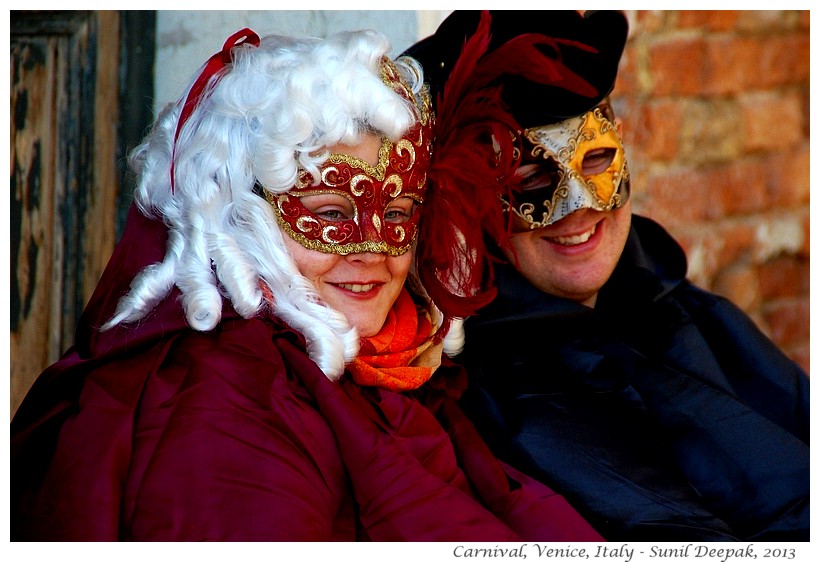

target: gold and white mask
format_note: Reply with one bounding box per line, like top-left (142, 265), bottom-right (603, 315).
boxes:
top-left (504, 107), bottom-right (630, 230)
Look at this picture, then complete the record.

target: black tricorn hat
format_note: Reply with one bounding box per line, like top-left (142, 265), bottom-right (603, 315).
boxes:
top-left (403, 10), bottom-right (629, 128)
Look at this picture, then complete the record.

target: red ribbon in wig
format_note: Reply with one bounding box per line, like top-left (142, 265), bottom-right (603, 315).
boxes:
top-left (170, 28), bottom-right (260, 192)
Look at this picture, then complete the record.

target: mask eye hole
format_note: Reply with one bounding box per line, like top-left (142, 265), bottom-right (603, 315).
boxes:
top-left (516, 160), bottom-right (562, 192)
top-left (384, 197), bottom-right (416, 224)
top-left (300, 193), bottom-right (355, 221)
top-left (582, 148), bottom-right (616, 176)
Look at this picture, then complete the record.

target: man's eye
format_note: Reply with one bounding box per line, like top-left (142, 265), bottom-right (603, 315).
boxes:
top-left (582, 148), bottom-right (616, 176)
top-left (521, 173), bottom-right (553, 191)
top-left (516, 160), bottom-right (560, 192)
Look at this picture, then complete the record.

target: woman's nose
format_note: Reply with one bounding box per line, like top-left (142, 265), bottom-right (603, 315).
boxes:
top-left (345, 251), bottom-right (386, 265)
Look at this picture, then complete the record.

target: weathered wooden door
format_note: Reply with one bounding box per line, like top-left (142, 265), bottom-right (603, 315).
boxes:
top-left (10, 11), bottom-right (155, 416)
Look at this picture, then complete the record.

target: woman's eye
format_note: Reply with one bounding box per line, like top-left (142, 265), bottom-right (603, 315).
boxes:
top-left (384, 209), bottom-right (409, 222)
top-left (582, 148), bottom-right (616, 176)
top-left (299, 193), bottom-right (354, 221)
top-left (384, 199), bottom-right (415, 223)
top-left (315, 208), bottom-right (350, 221)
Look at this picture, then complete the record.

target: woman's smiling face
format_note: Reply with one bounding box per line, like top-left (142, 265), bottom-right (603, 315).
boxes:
top-left (281, 134), bottom-right (416, 337)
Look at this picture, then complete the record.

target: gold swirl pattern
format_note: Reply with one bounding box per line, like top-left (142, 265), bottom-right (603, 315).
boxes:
top-left (395, 139), bottom-right (416, 171)
top-left (263, 55), bottom-right (432, 255)
top-left (349, 174), bottom-right (371, 197)
top-left (321, 225), bottom-right (340, 244)
top-left (393, 225), bottom-right (406, 243)
top-left (384, 175), bottom-right (403, 198)
top-left (296, 215), bottom-right (320, 234)
top-left (274, 210), bottom-right (415, 256)
top-left (506, 108), bottom-right (629, 228)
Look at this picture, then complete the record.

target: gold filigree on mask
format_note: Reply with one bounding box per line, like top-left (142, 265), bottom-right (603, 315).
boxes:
top-left (296, 215), bottom-right (320, 234)
top-left (384, 175), bottom-right (403, 198)
top-left (263, 56), bottom-right (432, 255)
top-left (322, 224), bottom-right (342, 245)
top-left (505, 107), bottom-right (629, 229)
top-left (393, 225), bottom-right (406, 243)
top-left (348, 174), bottom-right (370, 198)
top-left (324, 137), bottom-right (393, 183)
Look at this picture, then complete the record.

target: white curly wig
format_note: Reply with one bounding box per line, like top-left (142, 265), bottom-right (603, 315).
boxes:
top-left (101, 29), bottom-right (462, 380)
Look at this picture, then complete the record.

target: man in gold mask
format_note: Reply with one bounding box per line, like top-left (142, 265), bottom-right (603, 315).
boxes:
top-left (406, 10), bottom-right (809, 542)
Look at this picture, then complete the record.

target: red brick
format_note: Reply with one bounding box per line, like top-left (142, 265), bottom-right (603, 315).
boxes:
top-left (797, 211), bottom-right (810, 258)
top-left (718, 221), bottom-right (757, 262)
top-left (797, 10), bottom-right (810, 30)
top-left (642, 162), bottom-right (768, 228)
top-left (614, 39), bottom-right (641, 97)
top-left (702, 37), bottom-right (761, 95)
top-left (759, 255), bottom-right (810, 299)
top-left (676, 99), bottom-right (742, 164)
top-left (739, 34), bottom-right (811, 91)
top-left (800, 90), bottom-right (810, 138)
top-left (764, 145), bottom-right (810, 208)
top-left (633, 10), bottom-right (669, 34)
top-left (692, 35), bottom-right (807, 95)
top-left (648, 36), bottom-right (706, 96)
top-left (642, 168), bottom-right (710, 227)
top-left (677, 10), bottom-right (740, 32)
top-left (736, 11), bottom-right (790, 32)
top-left (625, 100), bottom-right (682, 163)
top-left (762, 297), bottom-right (809, 348)
top-left (711, 222), bottom-right (758, 278)
top-left (670, 222), bottom-right (757, 285)
top-left (740, 93), bottom-right (803, 152)
top-left (712, 263), bottom-right (760, 311)
top-left (703, 160), bottom-right (768, 218)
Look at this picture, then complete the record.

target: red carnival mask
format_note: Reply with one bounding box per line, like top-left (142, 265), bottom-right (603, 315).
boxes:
top-left (267, 58), bottom-right (433, 256)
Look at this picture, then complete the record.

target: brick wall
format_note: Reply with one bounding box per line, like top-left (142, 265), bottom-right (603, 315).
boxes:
top-left (612, 10), bottom-right (810, 373)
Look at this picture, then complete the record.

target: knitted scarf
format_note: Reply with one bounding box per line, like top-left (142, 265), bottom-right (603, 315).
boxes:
top-left (347, 288), bottom-right (441, 392)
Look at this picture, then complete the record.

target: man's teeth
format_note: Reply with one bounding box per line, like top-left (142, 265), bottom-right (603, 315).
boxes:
top-left (548, 223), bottom-right (597, 246)
top-left (339, 283), bottom-right (376, 293)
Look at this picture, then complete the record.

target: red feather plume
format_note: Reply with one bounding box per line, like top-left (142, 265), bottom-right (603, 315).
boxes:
top-left (416, 11), bottom-right (599, 328)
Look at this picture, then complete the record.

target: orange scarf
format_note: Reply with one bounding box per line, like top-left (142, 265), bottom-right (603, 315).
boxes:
top-left (347, 288), bottom-right (442, 392)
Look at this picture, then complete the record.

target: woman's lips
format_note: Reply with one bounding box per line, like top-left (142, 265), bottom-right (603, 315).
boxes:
top-left (330, 281), bottom-right (384, 297)
top-left (336, 282), bottom-right (377, 293)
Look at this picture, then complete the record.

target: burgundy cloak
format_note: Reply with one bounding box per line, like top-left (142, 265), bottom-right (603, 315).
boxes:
top-left (11, 205), bottom-right (601, 541)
